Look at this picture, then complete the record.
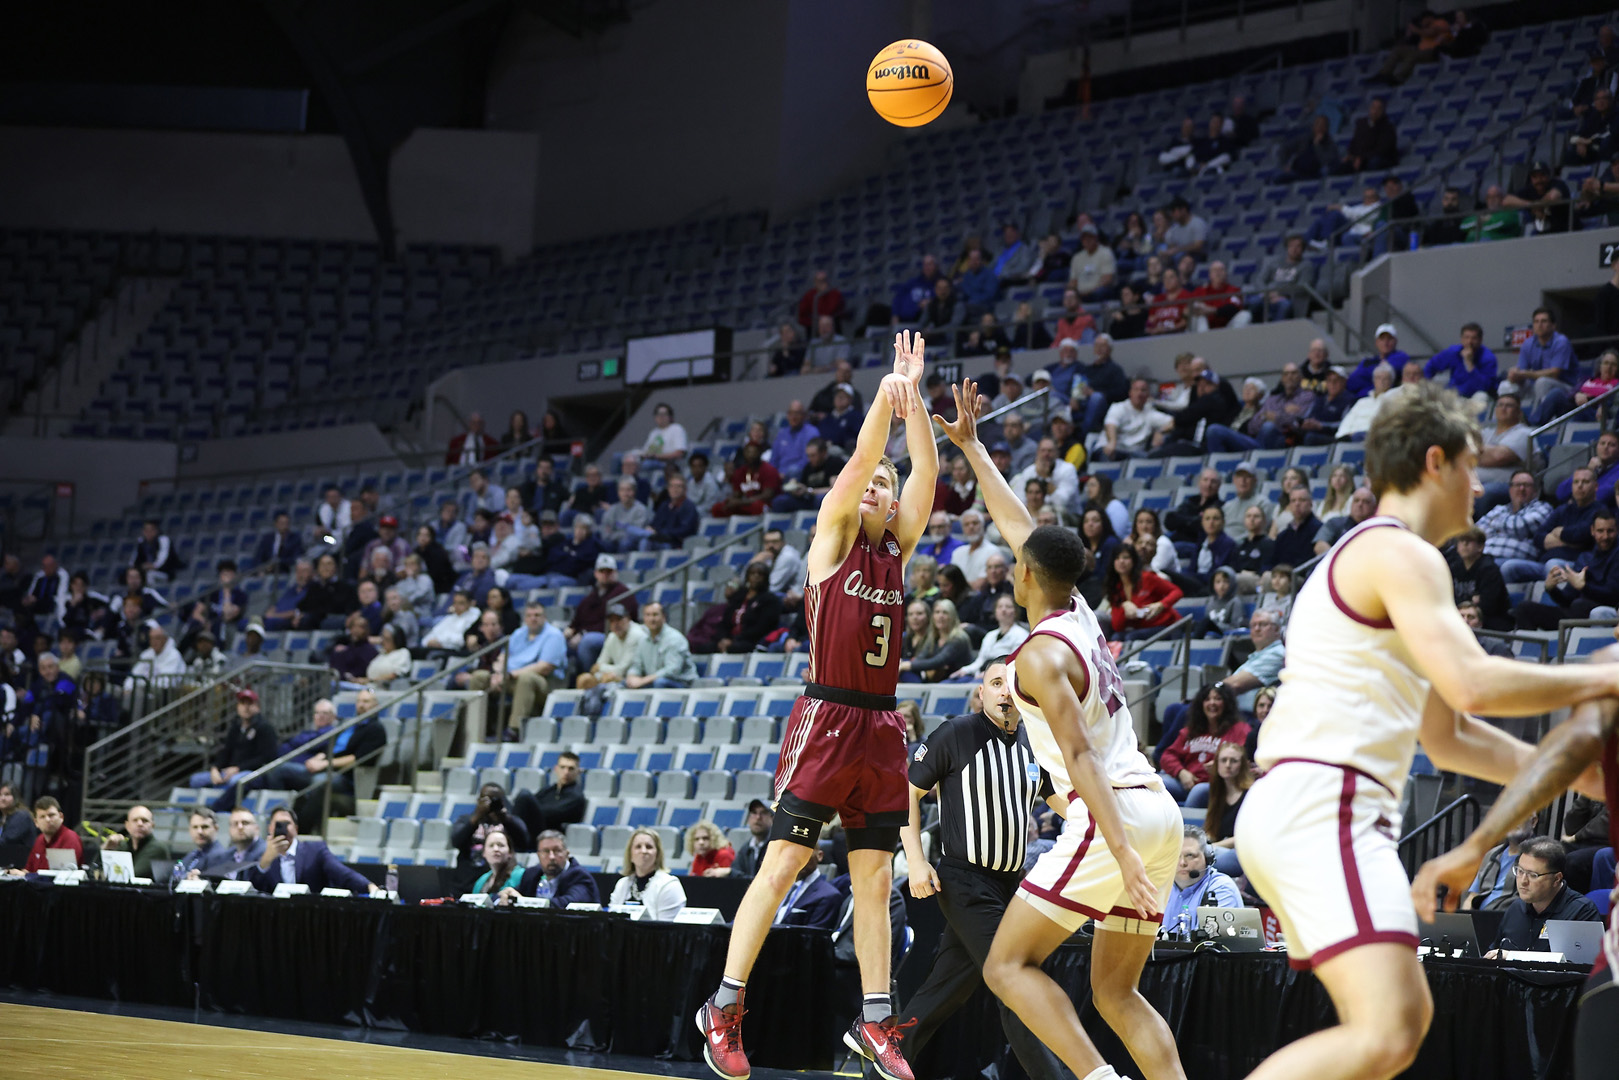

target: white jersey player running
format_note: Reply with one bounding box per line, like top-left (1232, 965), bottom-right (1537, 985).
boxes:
top-left (1238, 382), bottom-right (1619, 1080)
top-left (936, 381), bottom-right (1189, 1080)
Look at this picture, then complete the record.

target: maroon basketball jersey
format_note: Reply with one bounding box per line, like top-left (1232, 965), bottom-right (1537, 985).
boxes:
top-left (803, 528), bottom-right (906, 695)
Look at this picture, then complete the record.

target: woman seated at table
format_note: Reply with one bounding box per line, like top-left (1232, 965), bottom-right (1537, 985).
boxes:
top-left (687, 820), bottom-right (735, 877)
top-left (608, 827), bottom-right (687, 919)
top-left (472, 826), bottom-right (523, 895)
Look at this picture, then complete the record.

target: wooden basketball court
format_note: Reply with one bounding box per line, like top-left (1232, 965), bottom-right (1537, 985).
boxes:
top-left (0, 1002), bottom-right (813, 1080)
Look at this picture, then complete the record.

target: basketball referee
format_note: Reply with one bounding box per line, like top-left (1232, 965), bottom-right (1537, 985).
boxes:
top-left (897, 658), bottom-right (1069, 1080)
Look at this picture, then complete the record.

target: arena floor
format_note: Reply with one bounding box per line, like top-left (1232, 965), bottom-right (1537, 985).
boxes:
top-left (0, 1000), bottom-right (844, 1080)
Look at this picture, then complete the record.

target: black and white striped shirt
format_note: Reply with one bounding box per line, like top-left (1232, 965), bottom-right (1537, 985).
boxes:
top-left (909, 712), bottom-right (1053, 874)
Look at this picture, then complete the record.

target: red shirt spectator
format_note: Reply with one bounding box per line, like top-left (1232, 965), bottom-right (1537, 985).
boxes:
top-left (1105, 546), bottom-right (1182, 635)
top-left (1056, 309), bottom-right (1096, 342)
top-left (691, 845), bottom-right (735, 877)
top-left (1146, 269), bottom-right (1191, 335)
top-left (22, 798), bottom-right (82, 872)
top-left (713, 445), bottom-right (782, 517)
top-left (1159, 691), bottom-right (1252, 786)
top-left (1192, 261), bottom-right (1245, 329)
top-left (446, 411), bottom-right (499, 465)
top-left (796, 269), bottom-right (845, 332)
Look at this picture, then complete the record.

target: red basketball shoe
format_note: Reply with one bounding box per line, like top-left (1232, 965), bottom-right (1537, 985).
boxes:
top-left (843, 1015), bottom-right (917, 1080)
top-left (695, 992), bottom-right (749, 1080)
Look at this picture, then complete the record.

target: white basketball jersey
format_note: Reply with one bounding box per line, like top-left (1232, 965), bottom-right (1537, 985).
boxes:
top-left (1255, 515), bottom-right (1430, 798)
top-left (1007, 598), bottom-right (1161, 798)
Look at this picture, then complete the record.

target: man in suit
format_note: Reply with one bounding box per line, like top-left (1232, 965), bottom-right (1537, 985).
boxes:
top-left (254, 512), bottom-right (305, 572)
top-left (502, 829), bottom-right (600, 907)
top-left (773, 846), bottom-right (842, 929)
top-left (730, 799), bottom-right (773, 880)
top-left (247, 805), bottom-right (380, 895)
top-left (446, 411), bottom-right (498, 465)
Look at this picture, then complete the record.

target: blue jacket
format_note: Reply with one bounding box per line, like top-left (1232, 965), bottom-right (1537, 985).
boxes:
top-left (892, 271), bottom-right (942, 322)
top-left (956, 266), bottom-right (999, 308)
top-left (516, 857), bottom-right (601, 907)
top-left (1538, 498), bottom-right (1601, 555)
top-left (775, 873), bottom-right (843, 929)
top-left (1192, 533), bottom-right (1237, 584)
top-left (246, 838), bottom-right (373, 895)
top-left (1551, 543), bottom-right (1619, 608)
top-left (1424, 345), bottom-right (1499, 399)
top-left (1163, 868), bottom-right (1244, 938)
top-left (1308, 389), bottom-right (1355, 433)
top-left (1346, 351), bottom-right (1411, 398)
top-left (1557, 460), bottom-right (1619, 506)
top-left (650, 498), bottom-right (699, 546)
top-left (917, 535), bottom-right (965, 566)
top-left (254, 530), bottom-right (305, 571)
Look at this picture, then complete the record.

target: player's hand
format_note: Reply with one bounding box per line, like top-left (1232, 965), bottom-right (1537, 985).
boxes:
top-left (892, 329), bottom-right (926, 387)
top-left (909, 861), bottom-right (942, 899)
top-left (933, 379), bottom-right (982, 448)
top-left (881, 373), bottom-right (914, 420)
top-left (1410, 843), bottom-right (1484, 922)
top-left (1116, 846), bottom-right (1161, 917)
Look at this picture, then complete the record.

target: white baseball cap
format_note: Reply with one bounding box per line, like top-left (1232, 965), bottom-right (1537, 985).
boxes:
top-left (1375, 323), bottom-right (1398, 339)
top-left (595, 554), bottom-right (618, 571)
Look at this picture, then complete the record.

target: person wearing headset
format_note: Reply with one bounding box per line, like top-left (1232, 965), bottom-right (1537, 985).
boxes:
top-left (1162, 825), bottom-right (1244, 939)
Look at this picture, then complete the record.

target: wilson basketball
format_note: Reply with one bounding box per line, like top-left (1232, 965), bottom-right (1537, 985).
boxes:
top-left (866, 39), bottom-right (952, 128)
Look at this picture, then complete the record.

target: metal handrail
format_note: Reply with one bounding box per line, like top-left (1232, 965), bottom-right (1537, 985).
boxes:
top-left (1528, 383), bottom-right (1619, 440)
top-left (1397, 794), bottom-right (1481, 878)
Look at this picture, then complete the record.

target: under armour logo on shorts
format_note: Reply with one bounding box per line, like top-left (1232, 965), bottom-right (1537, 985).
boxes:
top-left (792, 825), bottom-right (811, 838)
top-left (826, 729), bottom-right (841, 737)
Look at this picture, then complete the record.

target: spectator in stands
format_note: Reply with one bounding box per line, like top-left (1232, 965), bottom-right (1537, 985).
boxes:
top-left (892, 254), bottom-right (943, 325)
top-left (119, 567), bottom-right (168, 616)
top-left (1313, 486), bottom-right (1377, 554)
top-left (3, 795), bottom-right (76, 874)
top-left (1505, 162), bottom-right (1572, 235)
top-left (455, 545), bottom-right (498, 603)
top-left (1053, 295), bottom-right (1095, 350)
top-left (715, 562), bottom-right (782, 655)
top-left (186, 632), bottom-right (228, 679)
top-left (898, 599), bottom-right (972, 683)
top-left (1341, 324), bottom-right (1408, 401)
top-left (58, 574), bottom-right (107, 643)
top-left (796, 269), bottom-right (844, 334)
top-left (98, 803), bottom-right (169, 880)
top-left (1145, 267), bottom-right (1191, 336)
top-left (1190, 261), bottom-right (1246, 330)
top-left (748, 529), bottom-right (804, 598)
top-left (1469, 392), bottom-right (1533, 514)
top-left (1100, 377), bottom-right (1174, 460)
top-left (451, 782), bottom-right (532, 888)
top-left (636, 402), bottom-right (688, 464)
top-left (1504, 308), bottom-right (1576, 425)
top-left (1211, 461), bottom-right (1260, 537)
top-left (1458, 600), bottom-right (1513, 658)
top-left (532, 516), bottom-right (602, 589)
top-left (1569, 47), bottom-right (1619, 118)
top-left (421, 589), bottom-right (480, 653)
top-left (966, 553), bottom-right (1016, 633)
top-left (471, 601), bottom-right (565, 734)
top-left (598, 478), bottom-right (650, 553)
top-left (362, 516), bottom-right (409, 575)
top-left (130, 519), bottom-right (182, 588)
top-left (770, 400), bottom-right (819, 481)
top-left (1222, 609), bottom-right (1285, 713)
top-left (1277, 114), bottom-right (1341, 183)
top-left (767, 322), bottom-right (807, 377)
top-left (446, 411), bottom-right (498, 466)
top-left (1104, 544), bottom-right (1181, 641)
top-left (575, 601), bottom-right (647, 691)
top-left (1187, 112), bottom-right (1236, 175)
top-left (1485, 837), bottom-right (1602, 957)
top-left (464, 470), bottom-right (505, 519)
top-left (250, 804), bottom-right (380, 896)
top-left (1568, 88), bottom-right (1619, 165)
top-left (327, 612), bottom-right (378, 686)
top-left (186, 687), bottom-right (276, 789)
top-left (16, 553), bottom-right (66, 634)
top-left (499, 410), bottom-right (533, 456)
top-left (1336, 96), bottom-right (1397, 173)
top-left (1461, 183), bottom-right (1521, 242)
top-left (512, 752), bottom-right (585, 841)
top-left (518, 457), bottom-right (568, 518)
top-left (1189, 506), bottom-right (1237, 588)
top-left (1164, 469), bottom-right (1225, 546)
top-left (955, 248), bottom-right (998, 318)
top-left (1446, 527), bottom-right (1512, 632)
top-left (316, 486), bottom-right (352, 543)
top-left (712, 441), bottom-right (782, 518)
top-left (1270, 487), bottom-right (1321, 569)
top-left (616, 601), bottom-right (693, 690)
top-left (632, 473), bottom-right (696, 552)
top-left (1163, 197), bottom-right (1209, 260)
top-left (1159, 683), bottom-right (1252, 807)
top-left (1479, 469), bottom-right (1552, 576)
top-left (433, 502), bottom-right (469, 561)
top-left (1513, 511), bottom-right (1619, 629)
top-left (252, 511), bottom-right (303, 573)
top-left (609, 828), bottom-right (686, 919)
top-left (916, 512), bottom-right (963, 568)
top-left (289, 552), bottom-right (355, 632)
top-left (1070, 334), bottom-right (1130, 436)
top-left (568, 555), bottom-right (636, 674)
top-left (949, 594), bottom-right (1028, 682)
top-left (565, 463), bottom-right (611, 525)
top-left (1422, 186), bottom-right (1469, 247)
top-left (1372, 11), bottom-right (1454, 84)
top-left (1539, 466), bottom-right (1601, 570)
top-left (1423, 322), bottom-right (1498, 416)
top-left (990, 221), bottom-right (1035, 284)
top-left (1570, 348), bottom-right (1619, 421)
top-left (686, 820), bottom-right (736, 878)
top-left (1562, 431), bottom-right (1619, 508)
top-left (808, 359), bottom-right (862, 420)
top-left (724, 799), bottom-right (774, 882)
top-left (915, 274), bottom-right (964, 333)
top-left (948, 510), bottom-right (1007, 591)
top-left (1207, 362), bottom-right (1316, 452)
top-left (1297, 366), bottom-right (1354, 444)
top-left (1106, 284), bottom-right (1148, 341)
top-left (1012, 438), bottom-right (1081, 515)
top-left (365, 623), bottom-right (412, 686)
top-left (1067, 224), bottom-right (1117, 302)
top-left (470, 825), bottom-right (524, 895)
top-left (1256, 235), bottom-right (1317, 322)
top-left (1159, 116), bottom-right (1197, 171)
top-left (131, 622), bottom-right (185, 687)
top-left (54, 631), bottom-right (81, 682)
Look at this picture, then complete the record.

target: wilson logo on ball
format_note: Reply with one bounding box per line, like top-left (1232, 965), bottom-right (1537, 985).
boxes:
top-left (866, 38), bottom-right (952, 128)
top-left (873, 64), bottom-right (932, 81)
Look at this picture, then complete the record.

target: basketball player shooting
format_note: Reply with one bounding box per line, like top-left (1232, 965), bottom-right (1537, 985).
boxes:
top-left (935, 380), bottom-right (1189, 1080)
top-left (1232, 381), bottom-right (1619, 1080)
top-left (696, 330), bottom-right (939, 1080)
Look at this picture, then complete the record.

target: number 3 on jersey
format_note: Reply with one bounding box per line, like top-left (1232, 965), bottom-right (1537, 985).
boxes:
top-left (864, 614), bottom-right (892, 667)
top-left (1091, 633), bottom-right (1126, 716)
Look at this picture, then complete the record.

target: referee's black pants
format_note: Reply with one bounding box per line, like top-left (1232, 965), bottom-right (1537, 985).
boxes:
top-left (899, 858), bottom-right (1065, 1080)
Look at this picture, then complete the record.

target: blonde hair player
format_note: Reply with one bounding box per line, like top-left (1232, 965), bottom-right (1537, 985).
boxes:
top-left (1236, 380), bottom-right (1619, 1080)
top-left (935, 380), bottom-right (1189, 1080)
top-left (697, 331), bottom-right (939, 1080)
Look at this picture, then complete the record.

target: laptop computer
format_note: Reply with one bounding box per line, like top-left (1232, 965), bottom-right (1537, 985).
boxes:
top-left (1545, 920), bottom-right (1605, 966)
top-left (1197, 906), bottom-right (1266, 951)
top-left (1417, 911), bottom-right (1484, 957)
top-left (45, 847), bottom-right (79, 872)
top-left (100, 850), bottom-right (135, 884)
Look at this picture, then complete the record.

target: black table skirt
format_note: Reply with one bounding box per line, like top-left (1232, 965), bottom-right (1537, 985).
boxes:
top-left (0, 882), bottom-right (1589, 1079)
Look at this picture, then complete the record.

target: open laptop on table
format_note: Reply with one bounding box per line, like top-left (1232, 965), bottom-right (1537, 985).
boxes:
top-left (100, 850), bottom-right (135, 884)
top-left (1545, 920), bottom-right (1605, 966)
top-left (45, 847), bottom-right (79, 872)
top-left (1417, 911), bottom-right (1484, 957)
top-left (1197, 906), bottom-right (1266, 951)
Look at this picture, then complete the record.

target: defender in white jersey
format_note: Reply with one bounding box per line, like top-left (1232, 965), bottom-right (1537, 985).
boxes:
top-left (1238, 382), bottom-right (1619, 1080)
top-left (936, 381), bottom-right (1189, 1080)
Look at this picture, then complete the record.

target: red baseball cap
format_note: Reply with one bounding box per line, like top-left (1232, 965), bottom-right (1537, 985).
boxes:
top-left (236, 688), bottom-right (260, 703)
top-left (379, 515), bottom-right (399, 527)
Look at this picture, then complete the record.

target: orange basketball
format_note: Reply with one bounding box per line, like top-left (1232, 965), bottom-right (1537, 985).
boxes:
top-left (866, 39), bottom-right (952, 128)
